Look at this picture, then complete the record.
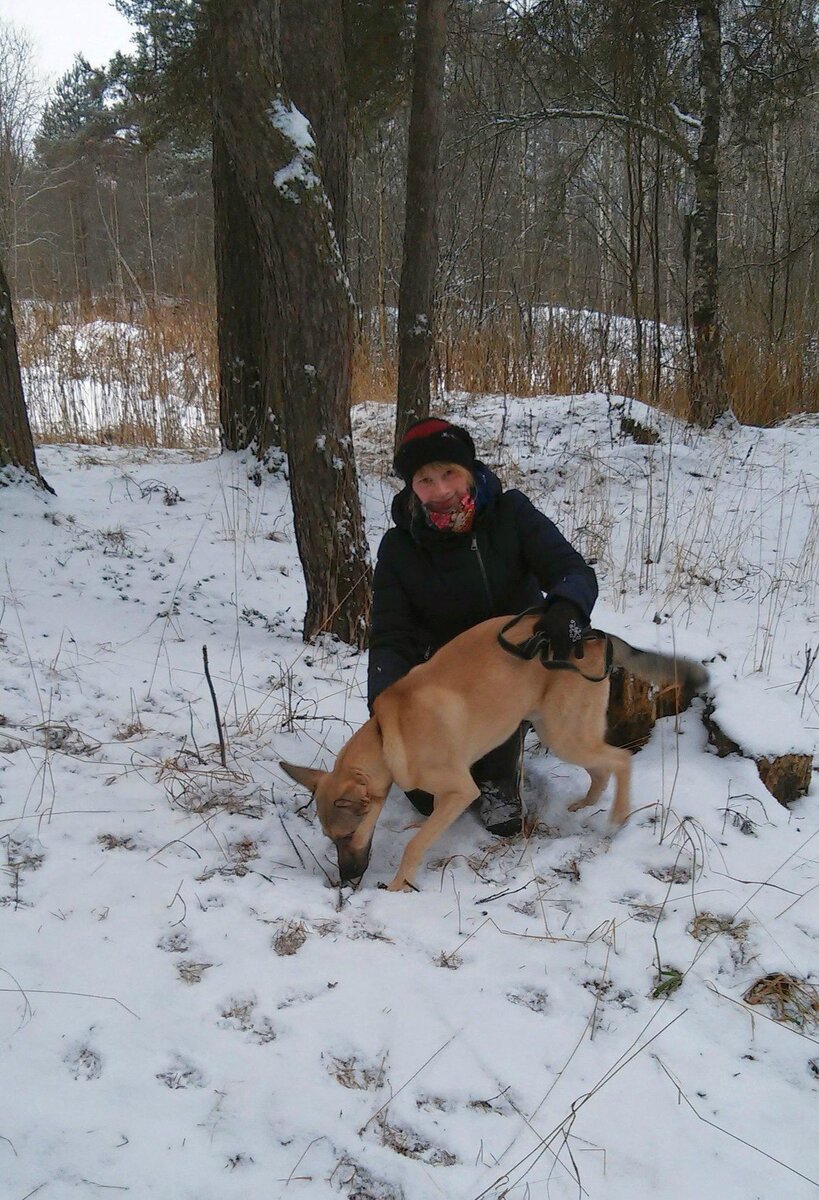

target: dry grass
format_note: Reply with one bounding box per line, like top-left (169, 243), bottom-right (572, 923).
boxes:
top-left (352, 335), bottom-right (396, 405)
top-left (326, 1055), bottom-right (384, 1091)
top-left (18, 298), bottom-right (817, 450)
top-left (176, 960), bottom-right (214, 984)
top-left (723, 334), bottom-right (819, 426)
top-left (743, 972), bottom-right (819, 1029)
top-left (689, 913), bottom-right (750, 943)
top-left (272, 920), bottom-right (308, 957)
top-left (358, 310), bottom-right (818, 428)
top-left (19, 298), bottom-right (218, 448)
top-left (375, 1114), bottom-right (458, 1166)
top-left (439, 317), bottom-right (602, 398)
top-left (660, 330), bottom-right (819, 426)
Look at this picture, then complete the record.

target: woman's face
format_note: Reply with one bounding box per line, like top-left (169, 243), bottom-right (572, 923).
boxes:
top-left (411, 462), bottom-right (473, 512)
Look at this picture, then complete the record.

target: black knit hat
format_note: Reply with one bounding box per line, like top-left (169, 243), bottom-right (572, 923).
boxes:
top-left (393, 417), bottom-right (477, 484)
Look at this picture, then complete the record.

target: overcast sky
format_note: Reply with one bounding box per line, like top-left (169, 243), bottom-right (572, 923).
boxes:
top-left (0, 0), bottom-right (133, 85)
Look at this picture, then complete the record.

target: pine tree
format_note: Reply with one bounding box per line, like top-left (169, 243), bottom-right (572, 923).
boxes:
top-left (209, 0), bottom-right (372, 646)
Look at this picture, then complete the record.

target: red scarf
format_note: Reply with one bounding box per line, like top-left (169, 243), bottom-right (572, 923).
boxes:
top-left (425, 491), bottom-right (476, 533)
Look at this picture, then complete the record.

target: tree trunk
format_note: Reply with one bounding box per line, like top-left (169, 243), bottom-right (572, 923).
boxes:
top-left (0, 254), bottom-right (50, 489)
top-left (210, 0), bottom-right (371, 647)
top-left (212, 119), bottom-right (284, 457)
top-left (395, 0), bottom-right (447, 451)
top-left (282, 0), bottom-right (348, 257)
top-left (213, 0), bottom-right (346, 461)
top-left (690, 0), bottom-right (729, 428)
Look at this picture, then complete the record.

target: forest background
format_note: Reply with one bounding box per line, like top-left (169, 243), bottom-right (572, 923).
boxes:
top-left (1, 0), bottom-right (818, 645)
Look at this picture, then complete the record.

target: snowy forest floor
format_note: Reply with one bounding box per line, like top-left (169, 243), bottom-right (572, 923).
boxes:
top-left (1, 394), bottom-right (818, 1200)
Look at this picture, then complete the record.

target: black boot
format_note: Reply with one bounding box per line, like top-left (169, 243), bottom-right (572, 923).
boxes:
top-left (473, 724), bottom-right (525, 836)
top-left (405, 789), bottom-right (434, 817)
top-left (477, 779), bottom-right (523, 836)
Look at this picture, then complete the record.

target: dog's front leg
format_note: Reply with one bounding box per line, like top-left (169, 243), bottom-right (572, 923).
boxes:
top-left (388, 783), bottom-right (479, 892)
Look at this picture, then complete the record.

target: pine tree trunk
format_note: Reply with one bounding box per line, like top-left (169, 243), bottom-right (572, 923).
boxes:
top-left (395, 0), bottom-right (447, 450)
top-left (690, 0), bottom-right (729, 428)
top-left (0, 255), bottom-right (49, 489)
top-left (213, 0), bottom-right (345, 461)
top-left (210, 0), bottom-right (371, 647)
top-left (282, 0), bottom-right (347, 257)
top-left (212, 120), bottom-right (284, 457)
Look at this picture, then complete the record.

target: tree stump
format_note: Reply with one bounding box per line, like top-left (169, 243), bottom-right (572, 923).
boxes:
top-left (607, 654), bottom-right (815, 809)
top-left (607, 669), bottom-right (698, 751)
top-left (756, 756), bottom-right (813, 805)
top-left (703, 703), bottom-right (813, 806)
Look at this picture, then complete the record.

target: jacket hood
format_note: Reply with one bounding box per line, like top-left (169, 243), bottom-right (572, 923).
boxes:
top-left (390, 462), bottom-right (502, 535)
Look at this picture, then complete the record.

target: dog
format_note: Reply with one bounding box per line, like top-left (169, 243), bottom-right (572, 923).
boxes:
top-left (281, 612), bottom-right (707, 892)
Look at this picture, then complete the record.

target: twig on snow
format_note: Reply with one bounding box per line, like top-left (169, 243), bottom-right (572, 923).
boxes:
top-left (202, 645), bottom-right (227, 768)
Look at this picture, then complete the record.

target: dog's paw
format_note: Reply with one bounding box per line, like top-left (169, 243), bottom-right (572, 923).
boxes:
top-left (386, 876), bottom-right (418, 893)
top-left (568, 796), bottom-right (600, 813)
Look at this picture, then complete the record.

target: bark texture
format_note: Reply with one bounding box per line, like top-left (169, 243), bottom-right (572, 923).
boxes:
top-left (282, 0), bottom-right (348, 256)
top-left (0, 254), bottom-right (49, 488)
top-left (690, 0), bottom-right (729, 428)
top-left (607, 667), bottom-right (702, 751)
top-left (210, 0), bottom-right (371, 646)
top-left (213, 120), bottom-right (284, 456)
top-left (212, 0), bottom-right (347, 460)
top-left (395, 0), bottom-right (447, 450)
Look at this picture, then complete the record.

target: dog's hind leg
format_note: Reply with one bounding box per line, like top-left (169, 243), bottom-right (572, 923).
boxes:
top-left (388, 776), bottom-right (480, 892)
top-left (567, 766), bottom-right (611, 812)
top-left (564, 746), bottom-right (632, 825)
top-left (534, 712), bottom-right (632, 826)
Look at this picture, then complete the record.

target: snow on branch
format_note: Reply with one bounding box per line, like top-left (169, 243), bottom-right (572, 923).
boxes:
top-left (671, 101), bottom-right (702, 131)
top-left (489, 107), bottom-right (694, 165)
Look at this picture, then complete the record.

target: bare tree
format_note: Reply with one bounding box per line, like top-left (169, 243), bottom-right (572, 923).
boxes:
top-left (395, 0), bottom-right (448, 449)
top-left (209, 0), bottom-right (371, 646)
top-left (0, 21), bottom-right (41, 273)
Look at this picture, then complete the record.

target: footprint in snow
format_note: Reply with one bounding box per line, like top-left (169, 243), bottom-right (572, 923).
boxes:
top-left (65, 1044), bottom-right (103, 1081)
top-left (156, 1056), bottom-right (207, 1090)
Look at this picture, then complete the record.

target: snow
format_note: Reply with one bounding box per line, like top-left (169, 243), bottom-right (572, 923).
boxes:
top-left (1, 395), bottom-right (818, 1199)
top-left (269, 98), bottom-right (316, 154)
top-left (269, 98), bottom-right (321, 199)
top-left (707, 672), bottom-right (815, 757)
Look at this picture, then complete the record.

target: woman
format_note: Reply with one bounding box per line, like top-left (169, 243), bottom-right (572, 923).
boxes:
top-left (368, 416), bottom-right (598, 835)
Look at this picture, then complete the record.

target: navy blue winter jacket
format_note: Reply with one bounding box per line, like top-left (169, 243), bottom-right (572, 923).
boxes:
top-left (367, 464), bottom-right (598, 707)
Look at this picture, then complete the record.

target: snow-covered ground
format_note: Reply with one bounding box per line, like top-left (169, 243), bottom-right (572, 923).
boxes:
top-left (1, 394), bottom-right (817, 1200)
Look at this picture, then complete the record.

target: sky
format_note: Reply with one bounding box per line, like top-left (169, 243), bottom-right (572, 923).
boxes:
top-left (0, 0), bottom-right (133, 85)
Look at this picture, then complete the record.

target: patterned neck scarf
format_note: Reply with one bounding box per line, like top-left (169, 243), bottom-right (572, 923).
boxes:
top-left (423, 490), bottom-right (477, 534)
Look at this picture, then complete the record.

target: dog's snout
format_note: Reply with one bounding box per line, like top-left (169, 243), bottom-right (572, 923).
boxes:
top-left (336, 836), bottom-right (372, 882)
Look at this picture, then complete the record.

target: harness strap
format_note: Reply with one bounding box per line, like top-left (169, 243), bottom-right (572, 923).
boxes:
top-left (497, 606), bottom-right (614, 683)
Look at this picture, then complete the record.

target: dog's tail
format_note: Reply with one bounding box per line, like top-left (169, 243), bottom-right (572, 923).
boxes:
top-left (608, 634), bottom-right (709, 692)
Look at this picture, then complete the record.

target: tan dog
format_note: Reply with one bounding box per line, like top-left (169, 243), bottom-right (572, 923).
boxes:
top-left (281, 613), bottom-right (707, 892)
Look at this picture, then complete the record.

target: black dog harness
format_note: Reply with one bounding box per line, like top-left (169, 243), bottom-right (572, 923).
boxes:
top-left (497, 606), bottom-right (614, 682)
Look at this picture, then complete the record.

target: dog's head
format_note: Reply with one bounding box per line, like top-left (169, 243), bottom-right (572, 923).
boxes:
top-left (280, 749), bottom-right (389, 883)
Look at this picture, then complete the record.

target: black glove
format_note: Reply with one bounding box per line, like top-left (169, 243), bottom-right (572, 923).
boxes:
top-left (535, 599), bottom-right (586, 661)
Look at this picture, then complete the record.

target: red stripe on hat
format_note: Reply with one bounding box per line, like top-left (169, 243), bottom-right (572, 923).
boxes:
top-left (400, 418), bottom-right (452, 444)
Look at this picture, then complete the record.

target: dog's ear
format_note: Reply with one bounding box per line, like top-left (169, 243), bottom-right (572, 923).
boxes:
top-left (334, 795), bottom-right (369, 816)
top-left (280, 761), bottom-right (325, 793)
